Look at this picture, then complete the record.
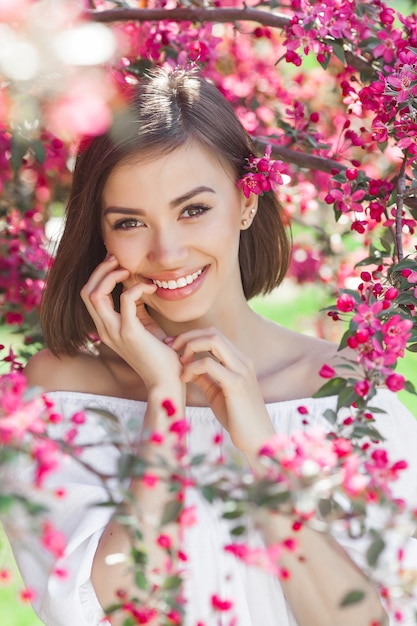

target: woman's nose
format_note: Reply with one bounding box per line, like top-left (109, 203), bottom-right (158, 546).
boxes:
top-left (146, 227), bottom-right (188, 266)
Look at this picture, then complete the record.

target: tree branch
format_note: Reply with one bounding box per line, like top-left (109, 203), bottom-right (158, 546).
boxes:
top-left (252, 138), bottom-right (346, 173)
top-left (86, 7), bottom-right (291, 29)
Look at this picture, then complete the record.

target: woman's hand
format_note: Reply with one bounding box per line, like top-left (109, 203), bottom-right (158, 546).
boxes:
top-left (80, 256), bottom-right (182, 391)
top-left (169, 327), bottom-right (274, 457)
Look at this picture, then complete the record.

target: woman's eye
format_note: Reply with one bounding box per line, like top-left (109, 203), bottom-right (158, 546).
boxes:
top-left (181, 204), bottom-right (211, 218)
top-left (113, 218), bottom-right (144, 230)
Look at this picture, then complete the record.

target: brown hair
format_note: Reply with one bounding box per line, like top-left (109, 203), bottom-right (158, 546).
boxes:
top-left (41, 68), bottom-right (291, 355)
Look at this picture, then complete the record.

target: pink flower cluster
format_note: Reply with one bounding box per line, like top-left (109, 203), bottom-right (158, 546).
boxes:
top-left (0, 209), bottom-right (52, 327)
top-left (238, 145), bottom-right (287, 197)
top-left (0, 369), bottom-right (68, 485)
top-left (332, 266), bottom-right (417, 394)
top-left (258, 426), bottom-right (405, 511)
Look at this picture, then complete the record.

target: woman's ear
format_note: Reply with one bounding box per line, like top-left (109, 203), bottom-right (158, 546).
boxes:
top-left (239, 192), bottom-right (259, 230)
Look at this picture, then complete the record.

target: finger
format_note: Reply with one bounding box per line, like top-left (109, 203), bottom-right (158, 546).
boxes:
top-left (80, 255), bottom-right (121, 296)
top-left (169, 326), bottom-right (221, 352)
top-left (119, 283), bottom-right (157, 335)
top-left (181, 356), bottom-right (238, 386)
top-left (179, 334), bottom-right (248, 374)
top-left (82, 268), bottom-right (129, 331)
top-left (80, 258), bottom-right (129, 338)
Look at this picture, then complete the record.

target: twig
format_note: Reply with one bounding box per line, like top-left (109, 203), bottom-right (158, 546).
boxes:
top-left (395, 156), bottom-right (407, 262)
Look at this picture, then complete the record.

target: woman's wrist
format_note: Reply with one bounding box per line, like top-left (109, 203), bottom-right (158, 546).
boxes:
top-left (146, 383), bottom-right (185, 414)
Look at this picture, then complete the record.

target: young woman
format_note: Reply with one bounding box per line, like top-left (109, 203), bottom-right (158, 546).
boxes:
top-left (15, 68), bottom-right (417, 626)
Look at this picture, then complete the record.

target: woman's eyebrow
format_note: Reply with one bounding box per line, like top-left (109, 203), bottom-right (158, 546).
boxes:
top-left (170, 186), bottom-right (216, 208)
top-left (102, 206), bottom-right (145, 217)
top-left (103, 186), bottom-right (216, 217)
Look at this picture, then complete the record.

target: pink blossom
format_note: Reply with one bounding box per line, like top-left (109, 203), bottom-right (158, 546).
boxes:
top-left (169, 418), bottom-right (190, 438)
top-left (373, 29), bottom-right (404, 64)
top-left (156, 534), bottom-right (172, 550)
top-left (162, 398), bottom-right (176, 417)
top-left (41, 521), bottom-right (66, 559)
top-left (0, 569), bottom-right (12, 585)
top-left (326, 183), bottom-right (366, 214)
top-left (336, 293), bottom-right (356, 313)
top-left (237, 145), bottom-right (287, 197)
top-left (211, 594), bottom-right (233, 611)
top-left (179, 505), bottom-right (197, 527)
top-left (387, 68), bottom-right (417, 103)
top-left (406, 270), bottom-right (417, 284)
top-left (385, 372), bottom-right (406, 392)
top-left (142, 473), bottom-right (159, 488)
top-left (33, 438), bottom-right (60, 486)
top-left (20, 588), bottom-right (36, 604)
top-left (353, 301), bottom-right (384, 333)
top-left (318, 364), bottom-right (335, 379)
top-left (354, 379), bottom-right (371, 398)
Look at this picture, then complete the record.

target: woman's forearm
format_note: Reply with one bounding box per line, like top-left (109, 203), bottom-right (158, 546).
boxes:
top-left (91, 385), bottom-right (185, 623)
top-left (258, 511), bottom-right (388, 626)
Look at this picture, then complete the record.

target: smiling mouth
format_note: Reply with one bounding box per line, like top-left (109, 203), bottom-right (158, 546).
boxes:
top-left (152, 268), bottom-right (204, 290)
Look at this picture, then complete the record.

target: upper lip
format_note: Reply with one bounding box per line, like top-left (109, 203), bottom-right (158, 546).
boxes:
top-left (144, 266), bottom-right (206, 282)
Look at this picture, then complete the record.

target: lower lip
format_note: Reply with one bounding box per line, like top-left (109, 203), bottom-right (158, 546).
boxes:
top-left (152, 266), bottom-right (208, 301)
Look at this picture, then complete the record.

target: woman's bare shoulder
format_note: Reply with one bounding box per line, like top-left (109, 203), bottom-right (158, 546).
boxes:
top-left (24, 348), bottom-right (108, 394)
top-left (256, 320), bottom-right (343, 401)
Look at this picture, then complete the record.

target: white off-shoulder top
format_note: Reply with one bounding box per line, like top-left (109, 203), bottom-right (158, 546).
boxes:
top-left (6, 390), bottom-right (417, 626)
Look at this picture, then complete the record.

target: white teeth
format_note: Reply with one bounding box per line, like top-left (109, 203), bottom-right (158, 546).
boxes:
top-left (152, 268), bottom-right (203, 290)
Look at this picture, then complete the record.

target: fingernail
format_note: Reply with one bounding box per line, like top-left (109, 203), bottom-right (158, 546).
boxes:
top-left (107, 254), bottom-right (116, 261)
top-left (164, 336), bottom-right (175, 345)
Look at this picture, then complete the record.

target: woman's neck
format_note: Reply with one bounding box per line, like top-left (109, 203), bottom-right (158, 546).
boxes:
top-left (148, 295), bottom-right (260, 352)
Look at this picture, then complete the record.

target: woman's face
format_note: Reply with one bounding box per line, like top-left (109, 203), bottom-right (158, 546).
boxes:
top-left (101, 141), bottom-right (256, 328)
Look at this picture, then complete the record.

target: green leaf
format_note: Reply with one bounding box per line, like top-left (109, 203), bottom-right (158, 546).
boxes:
top-left (132, 547), bottom-right (147, 566)
top-left (313, 377), bottom-right (347, 398)
top-left (337, 385), bottom-right (358, 411)
top-left (323, 408), bottom-right (337, 424)
top-left (337, 329), bottom-right (350, 351)
top-left (0, 494), bottom-right (16, 512)
top-left (104, 603), bottom-right (122, 615)
top-left (257, 490), bottom-right (291, 509)
top-left (351, 424), bottom-right (384, 440)
top-left (30, 139), bottom-right (46, 164)
top-left (231, 525), bottom-right (247, 536)
top-left (333, 207), bottom-right (342, 222)
top-left (118, 453), bottom-right (143, 481)
top-left (161, 499), bottom-right (182, 525)
top-left (135, 570), bottom-right (148, 591)
top-left (162, 575), bottom-right (183, 591)
top-left (10, 133), bottom-right (30, 170)
top-left (223, 508), bottom-right (245, 520)
top-left (365, 406), bottom-right (387, 414)
top-left (201, 485), bottom-right (215, 503)
top-left (405, 380), bottom-right (417, 396)
top-left (331, 41), bottom-right (346, 64)
top-left (367, 534), bottom-right (385, 567)
top-left (340, 589), bottom-right (365, 607)
top-left (318, 54), bottom-right (331, 70)
top-left (190, 453), bottom-right (206, 466)
top-left (407, 343), bottom-right (417, 353)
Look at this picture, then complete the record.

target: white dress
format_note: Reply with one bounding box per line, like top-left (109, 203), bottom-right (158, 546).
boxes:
top-left (6, 389), bottom-right (417, 626)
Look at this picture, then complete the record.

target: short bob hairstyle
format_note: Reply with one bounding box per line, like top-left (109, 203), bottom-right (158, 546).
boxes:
top-left (41, 67), bottom-right (292, 356)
